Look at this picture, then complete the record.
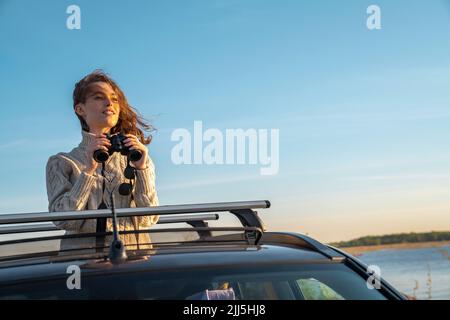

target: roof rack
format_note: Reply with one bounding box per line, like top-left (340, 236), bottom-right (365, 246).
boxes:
top-left (0, 201), bottom-right (269, 244)
top-left (0, 200), bottom-right (269, 228)
top-left (0, 200), bottom-right (349, 263)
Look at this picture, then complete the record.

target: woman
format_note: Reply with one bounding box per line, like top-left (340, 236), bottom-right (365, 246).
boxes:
top-left (46, 70), bottom-right (159, 251)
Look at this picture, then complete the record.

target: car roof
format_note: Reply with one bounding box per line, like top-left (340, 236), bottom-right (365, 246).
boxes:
top-left (0, 243), bottom-right (337, 283)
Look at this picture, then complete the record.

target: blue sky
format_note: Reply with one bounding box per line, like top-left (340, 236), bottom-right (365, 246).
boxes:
top-left (1, 0), bottom-right (450, 242)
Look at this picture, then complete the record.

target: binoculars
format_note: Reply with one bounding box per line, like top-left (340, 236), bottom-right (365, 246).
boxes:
top-left (93, 133), bottom-right (142, 163)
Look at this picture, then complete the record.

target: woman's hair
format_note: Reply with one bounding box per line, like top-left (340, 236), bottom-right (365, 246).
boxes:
top-left (73, 70), bottom-right (154, 145)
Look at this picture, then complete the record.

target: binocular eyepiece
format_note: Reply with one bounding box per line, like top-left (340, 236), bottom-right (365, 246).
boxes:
top-left (93, 133), bottom-right (142, 163)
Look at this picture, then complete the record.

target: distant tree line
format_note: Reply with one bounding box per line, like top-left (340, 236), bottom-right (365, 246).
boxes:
top-left (329, 231), bottom-right (450, 248)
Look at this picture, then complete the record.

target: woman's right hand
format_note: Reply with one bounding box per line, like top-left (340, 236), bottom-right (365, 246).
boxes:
top-left (84, 134), bottom-right (111, 175)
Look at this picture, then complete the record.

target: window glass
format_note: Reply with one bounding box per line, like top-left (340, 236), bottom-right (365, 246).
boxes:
top-left (0, 263), bottom-right (387, 300)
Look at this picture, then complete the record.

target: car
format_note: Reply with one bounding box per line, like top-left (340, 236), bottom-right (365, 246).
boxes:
top-left (0, 200), bottom-right (405, 300)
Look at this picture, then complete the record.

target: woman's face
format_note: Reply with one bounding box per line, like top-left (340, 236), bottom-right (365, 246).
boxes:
top-left (75, 81), bottom-right (120, 133)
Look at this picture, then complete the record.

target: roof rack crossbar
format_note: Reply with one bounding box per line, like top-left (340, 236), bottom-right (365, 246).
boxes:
top-left (0, 200), bottom-right (270, 226)
top-left (0, 214), bottom-right (220, 235)
top-left (0, 223), bottom-right (60, 235)
top-left (159, 214), bottom-right (219, 225)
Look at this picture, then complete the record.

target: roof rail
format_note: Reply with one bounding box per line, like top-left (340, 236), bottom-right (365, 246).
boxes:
top-left (0, 200), bottom-right (269, 231)
top-left (262, 232), bottom-right (345, 261)
top-left (0, 214), bottom-right (220, 235)
top-left (0, 227), bottom-right (264, 248)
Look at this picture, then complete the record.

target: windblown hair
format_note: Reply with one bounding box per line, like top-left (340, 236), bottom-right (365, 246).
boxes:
top-left (73, 70), bottom-right (154, 145)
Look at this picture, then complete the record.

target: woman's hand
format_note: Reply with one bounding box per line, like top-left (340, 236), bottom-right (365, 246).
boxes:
top-left (84, 134), bottom-right (111, 175)
top-left (123, 134), bottom-right (149, 170)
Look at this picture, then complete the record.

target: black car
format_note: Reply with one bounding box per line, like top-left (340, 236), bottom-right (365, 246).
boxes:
top-left (0, 200), bottom-right (405, 300)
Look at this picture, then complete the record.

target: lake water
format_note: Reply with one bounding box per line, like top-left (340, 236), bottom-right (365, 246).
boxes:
top-left (357, 245), bottom-right (450, 300)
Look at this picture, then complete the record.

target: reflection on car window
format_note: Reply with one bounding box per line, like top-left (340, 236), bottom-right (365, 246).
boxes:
top-left (297, 278), bottom-right (344, 300)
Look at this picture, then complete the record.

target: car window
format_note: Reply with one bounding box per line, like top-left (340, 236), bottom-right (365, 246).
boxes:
top-left (0, 263), bottom-right (387, 300)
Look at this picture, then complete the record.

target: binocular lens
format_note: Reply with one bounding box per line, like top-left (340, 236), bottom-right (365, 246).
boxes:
top-left (94, 150), bottom-right (110, 163)
top-left (129, 150), bottom-right (142, 162)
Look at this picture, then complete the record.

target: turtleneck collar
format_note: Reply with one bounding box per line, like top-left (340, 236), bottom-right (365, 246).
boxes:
top-left (78, 130), bottom-right (99, 149)
top-left (78, 130), bottom-right (119, 167)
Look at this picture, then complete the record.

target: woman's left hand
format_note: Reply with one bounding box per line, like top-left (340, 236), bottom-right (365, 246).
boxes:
top-left (123, 134), bottom-right (148, 170)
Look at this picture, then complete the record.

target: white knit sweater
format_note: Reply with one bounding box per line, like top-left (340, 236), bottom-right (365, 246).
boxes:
top-left (46, 130), bottom-right (159, 249)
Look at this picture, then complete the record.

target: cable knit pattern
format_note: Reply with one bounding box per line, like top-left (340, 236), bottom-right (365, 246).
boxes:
top-left (46, 130), bottom-right (159, 250)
